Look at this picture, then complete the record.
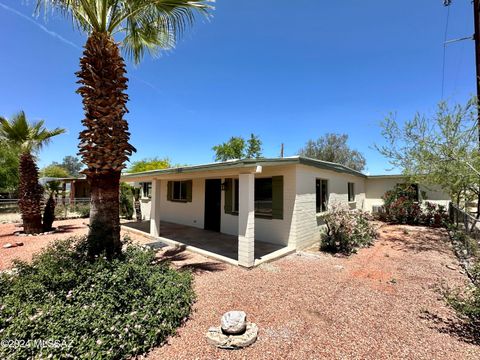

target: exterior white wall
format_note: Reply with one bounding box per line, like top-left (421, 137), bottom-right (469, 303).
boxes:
top-left (364, 177), bottom-right (451, 212)
top-left (159, 178), bottom-right (205, 229)
top-left (220, 166), bottom-right (297, 247)
top-left (293, 165), bottom-right (367, 250)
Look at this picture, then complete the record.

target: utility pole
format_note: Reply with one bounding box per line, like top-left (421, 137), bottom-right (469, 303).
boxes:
top-left (445, 0), bottom-right (480, 216)
top-left (280, 143), bottom-right (284, 158)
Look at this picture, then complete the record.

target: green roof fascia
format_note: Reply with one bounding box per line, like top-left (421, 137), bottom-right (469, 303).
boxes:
top-left (121, 156), bottom-right (368, 180)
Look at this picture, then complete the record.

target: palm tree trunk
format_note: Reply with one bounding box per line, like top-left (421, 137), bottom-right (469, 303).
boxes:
top-left (18, 153), bottom-right (43, 234)
top-left (76, 32), bottom-right (135, 257)
top-left (88, 172), bottom-right (122, 256)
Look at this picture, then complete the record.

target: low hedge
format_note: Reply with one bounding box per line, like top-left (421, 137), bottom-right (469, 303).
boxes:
top-left (0, 237), bottom-right (194, 359)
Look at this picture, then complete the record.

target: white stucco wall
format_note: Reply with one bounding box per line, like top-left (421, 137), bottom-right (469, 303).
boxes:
top-left (364, 177), bottom-right (451, 212)
top-left (293, 165), bottom-right (367, 250)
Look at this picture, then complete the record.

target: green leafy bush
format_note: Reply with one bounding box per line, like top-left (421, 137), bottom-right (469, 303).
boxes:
top-left (0, 237), bottom-right (194, 359)
top-left (381, 184), bottom-right (448, 227)
top-left (321, 204), bottom-right (377, 255)
top-left (446, 263), bottom-right (480, 329)
top-left (382, 184), bottom-right (422, 224)
top-left (120, 182), bottom-right (134, 220)
top-left (73, 203), bottom-right (90, 218)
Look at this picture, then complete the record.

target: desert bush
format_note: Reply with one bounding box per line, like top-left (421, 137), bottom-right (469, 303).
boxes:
top-left (73, 203), bottom-right (90, 218)
top-left (422, 202), bottom-right (448, 228)
top-left (382, 184), bottom-right (448, 227)
top-left (0, 237), bottom-right (194, 359)
top-left (445, 262), bottom-right (480, 330)
top-left (383, 184), bottom-right (422, 224)
top-left (120, 182), bottom-right (134, 220)
top-left (321, 203), bottom-right (377, 255)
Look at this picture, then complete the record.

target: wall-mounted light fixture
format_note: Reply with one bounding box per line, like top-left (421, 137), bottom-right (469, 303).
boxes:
top-left (221, 181), bottom-right (228, 191)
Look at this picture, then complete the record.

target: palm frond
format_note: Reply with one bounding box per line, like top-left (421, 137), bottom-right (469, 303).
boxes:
top-left (0, 111), bottom-right (66, 153)
top-left (37, 0), bottom-right (214, 63)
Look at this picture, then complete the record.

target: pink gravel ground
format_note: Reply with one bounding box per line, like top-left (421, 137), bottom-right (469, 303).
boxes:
top-left (1, 220), bottom-right (479, 359)
top-left (0, 218), bottom-right (147, 269)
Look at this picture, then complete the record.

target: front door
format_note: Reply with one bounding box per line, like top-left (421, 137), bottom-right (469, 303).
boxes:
top-left (204, 179), bottom-right (221, 232)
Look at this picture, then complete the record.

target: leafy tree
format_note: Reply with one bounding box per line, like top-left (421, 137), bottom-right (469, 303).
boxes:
top-left (375, 99), bottom-right (480, 211)
top-left (245, 133), bottom-right (263, 159)
top-left (299, 133), bottom-right (366, 171)
top-left (0, 111), bottom-right (65, 233)
top-left (51, 156), bottom-right (83, 177)
top-left (127, 157), bottom-right (171, 173)
top-left (0, 143), bottom-right (19, 195)
top-left (40, 164), bottom-right (70, 178)
top-left (213, 134), bottom-right (263, 161)
top-left (37, 0), bottom-right (212, 257)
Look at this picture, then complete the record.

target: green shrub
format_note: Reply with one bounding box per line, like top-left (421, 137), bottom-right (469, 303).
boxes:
top-left (120, 182), bottom-right (134, 220)
top-left (0, 237), bottom-right (194, 359)
top-left (446, 263), bottom-right (480, 329)
top-left (382, 184), bottom-right (422, 224)
top-left (73, 203), bottom-right (90, 218)
top-left (321, 204), bottom-right (377, 255)
top-left (450, 228), bottom-right (479, 258)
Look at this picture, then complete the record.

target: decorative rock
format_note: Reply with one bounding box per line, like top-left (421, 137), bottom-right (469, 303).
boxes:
top-left (206, 322), bottom-right (258, 349)
top-left (221, 311), bottom-right (247, 335)
top-left (3, 243), bottom-right (14, 249)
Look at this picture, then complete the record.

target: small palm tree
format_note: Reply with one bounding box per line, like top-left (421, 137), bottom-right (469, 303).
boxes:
top-left (36, 0), bottom-right (212, 256)
top-left (0, 112), bottom-right (65, 234)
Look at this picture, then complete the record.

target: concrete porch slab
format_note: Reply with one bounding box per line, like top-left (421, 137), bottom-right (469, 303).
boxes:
top-left (121, 220), bottom-right (292, 266)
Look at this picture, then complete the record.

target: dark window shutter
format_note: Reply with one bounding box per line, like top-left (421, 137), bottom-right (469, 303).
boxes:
top-left (167, 181), bottom-right (172, 201)
top-left (186, 180), bottom-right (193, 202)
top-left (224, 178), bottom-right (233, 214)
top-left (272, 176), bottom-right (284, 219)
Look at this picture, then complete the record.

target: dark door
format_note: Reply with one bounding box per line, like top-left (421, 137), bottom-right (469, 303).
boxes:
top-left (204, 179), bottom-right (221, 232)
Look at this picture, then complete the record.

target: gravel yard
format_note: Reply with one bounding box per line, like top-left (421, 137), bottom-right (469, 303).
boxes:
top-left (1, 221), bottom-right (478, 359)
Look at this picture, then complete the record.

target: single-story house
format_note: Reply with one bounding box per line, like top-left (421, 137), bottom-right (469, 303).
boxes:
top-left (121, 156), bottom-right (450, 268)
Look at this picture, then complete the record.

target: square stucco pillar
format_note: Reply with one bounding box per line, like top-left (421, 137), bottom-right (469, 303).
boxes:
top-left (150, 179), bottom-right (161, 237)
top-left (238, 173), bottom-right (255, 267)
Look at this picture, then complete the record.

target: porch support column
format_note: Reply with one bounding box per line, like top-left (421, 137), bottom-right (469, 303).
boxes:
top-left (238, 173), bottom-right (255, 267)
top-left (150, 179), bottom-right (161, 237)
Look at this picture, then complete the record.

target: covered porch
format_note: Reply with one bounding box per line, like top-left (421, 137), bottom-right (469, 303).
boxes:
top-left (122, 220), bottom-right (292, 266)
top-left (121, 162), bottom-right (295, 268)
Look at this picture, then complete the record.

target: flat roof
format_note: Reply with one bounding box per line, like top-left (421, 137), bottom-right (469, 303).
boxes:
top-left (121, 156), bottom-right (368, 179)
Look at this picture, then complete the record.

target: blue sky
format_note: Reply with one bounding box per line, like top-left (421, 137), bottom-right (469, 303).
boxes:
top-left (0, 0), bottom-right (475, 174)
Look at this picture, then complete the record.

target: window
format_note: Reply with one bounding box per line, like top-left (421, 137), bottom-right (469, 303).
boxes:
top-left (141, 182), bottom-right (152, 198)
top-left (227, 176), bottom-right (283, 219)
top-left (172, 181), bottom-right (188, 201)
top-left (348, 182), bottom-right (355, 202)
top-left (167, 180), bottom-right (192, 202)
top-left (255, 178), bottom-right (273, 216)
top-left (316, 179), bottom-right (328, 213)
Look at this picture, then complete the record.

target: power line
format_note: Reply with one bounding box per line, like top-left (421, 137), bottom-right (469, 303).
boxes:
top-left (441, 5), bottom-right (451, 99)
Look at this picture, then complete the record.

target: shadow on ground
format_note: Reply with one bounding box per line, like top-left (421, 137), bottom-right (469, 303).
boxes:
top-left (155, 245), bottom-right (227, 274)
top-left (420, 310), bottom-right (480, 346)
top-left (383, 227), bottom-right (451, 255)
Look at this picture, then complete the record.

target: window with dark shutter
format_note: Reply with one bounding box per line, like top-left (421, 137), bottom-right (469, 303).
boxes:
top-left (316, 179), bottom-right (328, 213)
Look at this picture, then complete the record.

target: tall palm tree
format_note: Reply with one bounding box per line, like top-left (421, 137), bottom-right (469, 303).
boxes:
top-left (0, 112), bottom-right (65, 234)
top-left (36, 0), bottom-right (213, 256)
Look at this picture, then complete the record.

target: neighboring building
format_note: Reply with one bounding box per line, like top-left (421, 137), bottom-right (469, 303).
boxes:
top-left (39, 176), bottom-right (91, 201)
top-left (121, 156), bottom-right (450, 268)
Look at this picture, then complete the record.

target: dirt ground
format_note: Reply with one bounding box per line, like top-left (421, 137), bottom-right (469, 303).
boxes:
top-left (0, 218), bottom-right (148, 269)
top-left (0, 221), bottom-right (478, 359)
